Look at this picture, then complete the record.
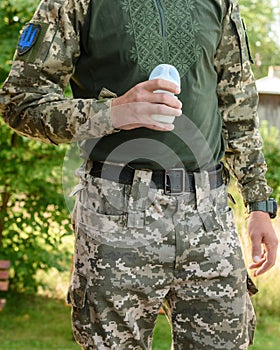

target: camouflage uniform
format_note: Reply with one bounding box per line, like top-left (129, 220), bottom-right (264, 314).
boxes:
top-left (0, 0), bottom-right (272, 349)
top-left (67, 166), bottom-right (257, 349)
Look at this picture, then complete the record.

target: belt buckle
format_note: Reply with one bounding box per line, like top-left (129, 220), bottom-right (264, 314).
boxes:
top-left (164, 168), bottom-right (185, 195)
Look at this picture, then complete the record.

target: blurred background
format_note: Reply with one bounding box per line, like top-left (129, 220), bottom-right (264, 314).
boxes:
top-left (0, 0), bottom-right (280, 349)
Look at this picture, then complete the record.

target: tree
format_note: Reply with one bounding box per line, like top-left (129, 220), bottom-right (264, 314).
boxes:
top-left (0, 0), bottom-right (38, 82)
top-left (0, 0), bottom-right (280, 291)
top-left (0, 0), bottom-right (73, 292)
top-left (0, 118), bottom-right (73, 292)
top-left (240, 0), bottom-right (280, 78)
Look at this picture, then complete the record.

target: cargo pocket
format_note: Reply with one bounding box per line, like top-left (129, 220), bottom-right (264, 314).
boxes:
top-left (246, 275), bottom-right (258, 345)
top-left (247, 274), bottom-right (259, 297)
top-left (69, 182), bottom-right (88, 233)
top-left (246, 293), bottom-right (257, 345)
top-left (67, 272), bottom-right (93, 347)
top-left (67, 271), bottom-right (87, 308)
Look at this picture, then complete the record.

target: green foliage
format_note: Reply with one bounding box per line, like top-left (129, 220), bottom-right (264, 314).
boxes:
top-left (0, 0), bottom-right (279, 81)
top-left (0, 119), bottom-right (73, 292)
top-left (240, 0), bottom-right (280, 79)
top-left (0, 0), bottom-right (74, 293)
top-left (0, 0), bottom-right (279, 294)
top-left (0, 0), bottom-right (38, 82)
top-left (260, 121), bottom-right (280, 202)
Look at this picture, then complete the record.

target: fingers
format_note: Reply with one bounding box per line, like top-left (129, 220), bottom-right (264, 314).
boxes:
top-left (141, 79), bottom-right (182, 108)
top-left (248, 211), bottom-right (278, 276)
top-left (250, 232), bottom-right (263, 266)
top-left (149, 101), bottom-right (182, 118)
top-left (141, 78), bottom-right (181, 95)
top-left (111, 101), bottom-right (182, 131)
top-left (141, 121), bottom-right (175, 132)
top-left (249, 237), bottom-right (278, 277)
top-left (111, 79), bottom-right (182, 131)
top-left (113, 79), bottom-right (181, 106)
top-left (152, 91), bottom-right (182, 109)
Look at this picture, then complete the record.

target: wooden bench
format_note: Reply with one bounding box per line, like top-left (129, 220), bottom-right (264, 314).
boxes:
top-left (0, 260), bottom-right (10, 310)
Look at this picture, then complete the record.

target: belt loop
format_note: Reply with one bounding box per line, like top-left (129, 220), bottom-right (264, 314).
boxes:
top-left (194, 170), bottom-right (221, 231)
top-left (194, 171), bottom-right (211, 213)
top-left (127, 169), bottom-right (153, 228)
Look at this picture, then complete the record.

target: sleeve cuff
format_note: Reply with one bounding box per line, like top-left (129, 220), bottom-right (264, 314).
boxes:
top-left (240, 181), bottom-right (273, 206)
top-left (74, 98), bottom-right (120, 141)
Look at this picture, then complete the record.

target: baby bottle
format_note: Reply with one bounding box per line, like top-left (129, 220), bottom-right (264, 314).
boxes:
top-left (149, 64), bottom-right (181, 124)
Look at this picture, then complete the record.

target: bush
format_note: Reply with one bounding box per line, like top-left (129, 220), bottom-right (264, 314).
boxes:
top-left (0, 0), bottom-right (38, 81)
top-left (0, 119), bottom-right (73, 293)
top-left (260, 120), bottom-right (280, 202)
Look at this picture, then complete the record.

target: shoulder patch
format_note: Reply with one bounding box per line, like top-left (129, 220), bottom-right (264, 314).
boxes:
top-left (17, 23), bottom-right (41, 56)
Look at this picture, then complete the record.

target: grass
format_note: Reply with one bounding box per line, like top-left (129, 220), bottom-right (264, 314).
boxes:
top-left (0, 292), bottom-right (171, 350)
top-left (0, 181), bottom-right (279, 349)
top-left (0, 293), bottom-right (78, 350)
top-left (154, 313), bottom-right (280, 350)
top-left (0, 293), bottom-right (279, 350)
top-left (153, 315), bottom-right (172, 350)
top-left (251, 314), bottom-right (280, 350)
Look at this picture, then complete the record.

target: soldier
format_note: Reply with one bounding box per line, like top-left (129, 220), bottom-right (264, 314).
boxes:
top-left (0, 0), bottom-right (278, 349)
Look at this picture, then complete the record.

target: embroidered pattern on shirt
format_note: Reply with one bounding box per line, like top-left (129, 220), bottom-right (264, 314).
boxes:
top-left (121, 0), bottom-right (201, 77)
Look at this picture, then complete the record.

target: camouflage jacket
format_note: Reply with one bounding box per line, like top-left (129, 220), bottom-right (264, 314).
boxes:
top-left (0, 0), bottom-right (272, 204)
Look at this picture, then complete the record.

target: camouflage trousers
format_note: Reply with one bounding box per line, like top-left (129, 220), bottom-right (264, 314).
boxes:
top-left (67, 167), bottom-right (256, 350)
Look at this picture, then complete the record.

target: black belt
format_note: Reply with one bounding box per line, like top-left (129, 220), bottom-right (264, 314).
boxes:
top-left (89, 162), bottom-right (224, 195)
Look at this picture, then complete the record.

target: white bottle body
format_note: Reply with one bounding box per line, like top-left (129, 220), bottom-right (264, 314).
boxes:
top-left (149, 64), bottom-right (181, 124)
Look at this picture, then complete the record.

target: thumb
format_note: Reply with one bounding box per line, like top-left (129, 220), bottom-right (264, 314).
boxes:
top-left (252, 255), bottom-right (261, 263)
top-left (251, 234), bottom-right (262, 263)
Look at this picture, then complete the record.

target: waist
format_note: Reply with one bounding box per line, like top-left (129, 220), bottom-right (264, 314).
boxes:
top-left (79, 115), bottom-right (225, 172)
top-left (89, 161), bottom-right (224, 195)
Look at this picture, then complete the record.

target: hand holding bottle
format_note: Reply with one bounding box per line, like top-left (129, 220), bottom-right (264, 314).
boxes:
top-left (111, 64), bottom-right (182, 131)
top-left (149, 64), bottom-right (181, 124)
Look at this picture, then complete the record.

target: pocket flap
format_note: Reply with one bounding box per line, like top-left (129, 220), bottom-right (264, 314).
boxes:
top-left (67, 272), bottom-right (87, 308)
top-left (247, 274), bottom-right (259, 296)
top-left (230, 2), bottom-right (253, 64)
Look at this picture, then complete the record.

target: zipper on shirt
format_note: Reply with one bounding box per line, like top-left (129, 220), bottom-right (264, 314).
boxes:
top-left (155, 0), bottom-right (166, 37)
top-left (155, 0), bottom-right (168, 59)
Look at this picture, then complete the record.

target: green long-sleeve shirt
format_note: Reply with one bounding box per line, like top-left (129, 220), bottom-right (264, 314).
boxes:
top-left (0, 0), bottom-right (272, 204)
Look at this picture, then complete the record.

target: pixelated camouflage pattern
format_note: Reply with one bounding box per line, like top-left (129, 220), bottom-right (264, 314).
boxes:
top-left (0, 0), bottom-right (117, 144)
top-left (71, 169), bottom-right (175, 248)
top-left (68, 171), bottom-right (256, 349)
top-left (0, 1), bottom-right (265, 348)
top-left (0, 0), bottom-right (272, 205)
top-left (215, 0), bottom-right (272, 203)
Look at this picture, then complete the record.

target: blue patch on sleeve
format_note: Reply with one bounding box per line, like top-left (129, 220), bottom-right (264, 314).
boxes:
top-left (17, 23), bottom-right (41, 56)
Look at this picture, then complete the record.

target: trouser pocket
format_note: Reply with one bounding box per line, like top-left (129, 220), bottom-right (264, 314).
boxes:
top-left (67, 272), bottom-right (93, 348)
top-left (246, 275), bottom-right (258, 345)
top-left (246, 292), bottom-right (257, 345)
top-left (67, 271), bottom-right (87, 308)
